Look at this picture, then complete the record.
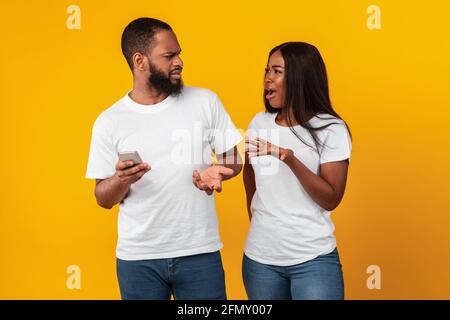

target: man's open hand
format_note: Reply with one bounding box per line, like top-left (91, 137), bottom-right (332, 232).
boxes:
top-left (192, 166), bottom-right (234, 195)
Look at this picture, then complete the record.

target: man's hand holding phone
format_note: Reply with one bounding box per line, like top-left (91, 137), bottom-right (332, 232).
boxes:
top-left (94, 151), bottom-right (150, 209)
top-left (115, 160), bottom-right (151, 185)
top-left (115, 151), bottom-right (151, 186)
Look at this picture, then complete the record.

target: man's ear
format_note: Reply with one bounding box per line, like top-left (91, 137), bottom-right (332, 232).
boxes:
top-left (132, 52), bottom-right (147, 72)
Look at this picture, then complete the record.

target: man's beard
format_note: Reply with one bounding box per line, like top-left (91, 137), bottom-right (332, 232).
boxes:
top-left (148, 62), bottom-right (183, 96)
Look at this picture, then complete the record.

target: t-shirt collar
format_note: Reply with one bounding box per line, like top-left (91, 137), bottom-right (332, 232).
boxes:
top-left (123, 90), bottom-right (175, 113)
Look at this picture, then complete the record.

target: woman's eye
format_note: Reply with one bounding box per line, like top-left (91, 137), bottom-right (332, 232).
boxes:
top-left (275, 70), bottom-right (282, 74)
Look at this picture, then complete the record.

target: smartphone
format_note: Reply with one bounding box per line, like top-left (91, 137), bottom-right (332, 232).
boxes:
top-left (118, 151), bottom-right (143, 165)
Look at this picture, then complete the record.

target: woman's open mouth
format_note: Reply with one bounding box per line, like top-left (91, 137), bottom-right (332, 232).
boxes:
top-left (266, 89), bottom-right (276, 100)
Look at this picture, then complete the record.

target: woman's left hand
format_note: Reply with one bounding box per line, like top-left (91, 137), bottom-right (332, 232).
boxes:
top-left (245, 137), bottom-right (294, 162)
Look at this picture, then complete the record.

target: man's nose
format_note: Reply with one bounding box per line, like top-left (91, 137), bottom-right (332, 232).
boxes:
top-left (174, 55), bottom-right (183, 68)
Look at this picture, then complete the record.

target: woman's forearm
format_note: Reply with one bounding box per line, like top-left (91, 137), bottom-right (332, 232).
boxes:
top-left (283, 154), bottom-right (340, 211)
top-left (243, 163), bottom-right (256, 220)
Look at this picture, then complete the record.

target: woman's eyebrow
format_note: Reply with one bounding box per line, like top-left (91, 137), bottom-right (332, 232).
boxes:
top-left (270, 64), bottom-right (285, 69)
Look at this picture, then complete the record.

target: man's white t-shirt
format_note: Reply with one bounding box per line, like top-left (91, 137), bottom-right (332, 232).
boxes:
top-left (86, 86), bottom-right (242, 261)
top-left (244, 112), bottom-right (352, 266)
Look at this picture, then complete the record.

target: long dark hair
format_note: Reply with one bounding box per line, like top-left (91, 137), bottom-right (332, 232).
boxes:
top-left (264, 42), bottom-right (351, 152)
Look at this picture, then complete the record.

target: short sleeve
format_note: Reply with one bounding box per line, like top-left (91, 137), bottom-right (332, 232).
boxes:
top-left (85, 118), bottom-right (117, 179)
top-left (209, 93), bottom-right (242, 154)
top-left (319, 123), bottom-right (352, 164)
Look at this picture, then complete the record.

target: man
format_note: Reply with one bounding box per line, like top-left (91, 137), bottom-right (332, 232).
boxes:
top-left (85, 17), bottom-right (242, 300)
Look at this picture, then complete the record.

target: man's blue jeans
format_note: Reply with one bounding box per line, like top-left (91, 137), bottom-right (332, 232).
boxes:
top-left (116, 250), bottom-right (227, 300)
top-left (242, 248), bottom-right (344, 300)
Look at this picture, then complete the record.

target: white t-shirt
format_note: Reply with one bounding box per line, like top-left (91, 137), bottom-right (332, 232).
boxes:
top-left (244, 112), bottom-right (352, 266)
top-left (86, 86), bottom-right (242, 261)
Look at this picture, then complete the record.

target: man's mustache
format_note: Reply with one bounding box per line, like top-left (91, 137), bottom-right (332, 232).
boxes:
top-left (170, 67), bottom-right (183, 74)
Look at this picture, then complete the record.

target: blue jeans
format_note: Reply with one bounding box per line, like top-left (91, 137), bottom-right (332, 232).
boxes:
top-left (242, 248), bottom-right (344, 300)
top-left (116, 251), bottom-right (227, 300)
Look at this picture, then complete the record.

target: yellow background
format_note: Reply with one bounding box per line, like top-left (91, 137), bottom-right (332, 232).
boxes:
top-left (1, 0), bottom-right (450, 299)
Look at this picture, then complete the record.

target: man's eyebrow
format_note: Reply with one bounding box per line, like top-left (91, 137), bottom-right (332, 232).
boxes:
top-left (164, 49), bottom-right (182, 55)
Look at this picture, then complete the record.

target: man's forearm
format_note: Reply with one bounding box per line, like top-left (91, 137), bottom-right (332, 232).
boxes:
top-left (217, 146), bottom-right (243, 181)
top-left (95, 175), bottom-right (130, 209)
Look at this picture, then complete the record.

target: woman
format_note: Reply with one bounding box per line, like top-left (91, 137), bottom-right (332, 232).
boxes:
top-left (243, 42), bottom-right (352, 300)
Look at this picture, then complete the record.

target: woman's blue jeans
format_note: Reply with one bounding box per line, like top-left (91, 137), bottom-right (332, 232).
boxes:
top-left (242, 248), bottom-right (344, 300)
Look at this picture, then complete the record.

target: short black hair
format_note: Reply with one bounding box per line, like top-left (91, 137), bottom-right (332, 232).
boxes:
top-left (121, 17), bottom-right (172, 70)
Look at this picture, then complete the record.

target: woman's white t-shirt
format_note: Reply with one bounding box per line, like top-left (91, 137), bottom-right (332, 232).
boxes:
top-left (244, 112), bottom-right (352, 266)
